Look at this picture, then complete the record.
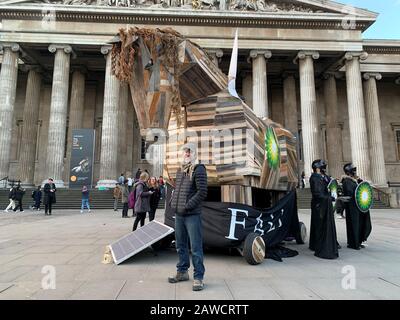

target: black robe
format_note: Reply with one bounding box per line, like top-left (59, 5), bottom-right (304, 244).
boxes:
top-left (342, 177), bottom-right (372, 249)
top-left (309, 173), bottom-right (339, 259)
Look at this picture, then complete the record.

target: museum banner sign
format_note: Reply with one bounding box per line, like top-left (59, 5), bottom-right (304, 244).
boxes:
top-left (69, 129), bottom-right (95, 189)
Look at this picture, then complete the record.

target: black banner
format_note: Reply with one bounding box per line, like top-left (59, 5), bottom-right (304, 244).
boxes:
top-left (69, 129), bottom-right (95, 189)
top-left (165, 188), bottom-right (300, 248)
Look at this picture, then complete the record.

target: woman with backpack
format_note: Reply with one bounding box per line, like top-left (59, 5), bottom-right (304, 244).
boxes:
top-left (148, 176), bottom-right (161, 222)
top-left (132, 172), bottom-right (153, 231)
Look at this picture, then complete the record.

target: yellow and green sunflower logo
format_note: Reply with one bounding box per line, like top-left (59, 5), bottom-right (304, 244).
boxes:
top-left (264, 126), bottom-right (280, 170)
top-left (328, 179), bottom-right (338, 200)
top-left (355, 181), bottom-right (373, 213)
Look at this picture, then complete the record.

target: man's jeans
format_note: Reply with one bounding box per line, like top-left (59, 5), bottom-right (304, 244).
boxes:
top-left (175, 214), bottom-right (205, 280)
top-left (81, 199), bottom-right (90, 211)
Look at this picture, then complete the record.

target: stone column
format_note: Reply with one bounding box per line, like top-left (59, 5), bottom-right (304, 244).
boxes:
top-left (45, 44), bottom-right (72, 187)
top-left (283, 72), bottom-right (298, 136)
top-left (18, 66), bottom-right (42, 186)
top-left (117, 82), bottom-right (128, 175)
top-left (294, 51), bottom-right (321, 180)
top-left (97, 46), bottom-right (120, 188)
top-left (249, 50), bottom-right (271, 118)
top-left (344, 52), bottom-right (371, 181)
top-left (323, 73), bottom-right (343, 179)
top-left (0, 43), bottom-right (20, 180)
top-left (65, 68), bottom-right (86, 185)
top-left (363, 73), bottom-right (387, 186)
top-left (241, 72), bottom-right (253, 108)
top-left (207, 49), bottom-right (223, 67)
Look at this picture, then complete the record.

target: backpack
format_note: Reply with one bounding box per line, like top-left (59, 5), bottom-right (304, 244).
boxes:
top-left (128, 184), bottom-right (139, 209)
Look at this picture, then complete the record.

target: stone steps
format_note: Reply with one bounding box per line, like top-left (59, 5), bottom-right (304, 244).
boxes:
top-left (0, 189), bottom-right (165, 210)
top-left (296, 188), bottom-right (390, 209)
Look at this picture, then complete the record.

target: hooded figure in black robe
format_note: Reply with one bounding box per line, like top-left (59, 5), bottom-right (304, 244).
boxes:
top-left (341, 163), bottom-right (372, 250)
top-left (309, 159), bottom-right (339, 259)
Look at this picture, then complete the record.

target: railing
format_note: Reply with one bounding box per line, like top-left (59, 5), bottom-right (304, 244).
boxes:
top-left (0, 176), bottom-right (8, 189)
top-left (372, 186), bottom-right (391, 208)
top-left (388, 181), bottom-right (400, 188)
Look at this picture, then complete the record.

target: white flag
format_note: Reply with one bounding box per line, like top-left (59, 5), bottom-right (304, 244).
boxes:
top-left (228, 28), bottom-right (240, 99)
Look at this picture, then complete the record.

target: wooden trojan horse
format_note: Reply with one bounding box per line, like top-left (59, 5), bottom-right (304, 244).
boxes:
top-left (110, 27), bottom-right (297, 206)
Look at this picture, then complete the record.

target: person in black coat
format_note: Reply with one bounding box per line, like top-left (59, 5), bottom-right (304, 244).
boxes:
top-left (43, 178), bottom-right (57, 215)
top-left (32, 186), bottom-right (42, 211)
top-left (309, 159), bottom-right (339, 259)
top-left (341, 163), bottom-right (372, 250)
top-left (13, 186), bottom-right (25, 212)
top-left (148, 176), bottom-right (161, 221)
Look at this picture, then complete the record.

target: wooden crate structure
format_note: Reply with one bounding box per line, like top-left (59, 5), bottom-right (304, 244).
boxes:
top-left (111, 28), bottom-right (298, 204)
top-left (164, 90), bottom-right (298, 196)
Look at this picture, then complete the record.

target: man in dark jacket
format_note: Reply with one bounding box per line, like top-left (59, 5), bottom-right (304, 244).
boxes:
top-left (43, 178), bottom-right (57, 215)
top-left (13, 186), bottom-right (25, 212)
top-left (32, 186), bottom-right (42, 211)
top-left (309, 159), bottom-right (339, 259)
top-left (168, 144), bottom-right (208, 291)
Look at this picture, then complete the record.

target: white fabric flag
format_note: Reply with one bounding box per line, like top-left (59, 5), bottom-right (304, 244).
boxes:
top-left (228, 28), bottom-right (240, 99)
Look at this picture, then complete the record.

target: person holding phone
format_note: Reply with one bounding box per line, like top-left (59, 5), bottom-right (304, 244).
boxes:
top-left (43, 178), bottom-right (57, 216)
top-left (132, 171), bottom-right (152, 231)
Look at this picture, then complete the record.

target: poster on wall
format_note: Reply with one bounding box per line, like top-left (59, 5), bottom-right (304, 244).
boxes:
top-left (69, 129), bottom-right (95, 189)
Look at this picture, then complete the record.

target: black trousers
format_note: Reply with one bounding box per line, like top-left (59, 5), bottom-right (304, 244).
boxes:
top-left (149, 209), bottom-right (156, 222)
top-left (122, 203), bottom-right (129, 217)
top-left (45, 202), bottom-right (53, 215)
top-left (132, 212), bottom-right (146, 231)
top-left (13, 200), bottom-right (23, 212)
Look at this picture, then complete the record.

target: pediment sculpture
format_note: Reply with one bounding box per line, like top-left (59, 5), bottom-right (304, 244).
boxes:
top-left (30, 0), bottom-right (317, 12)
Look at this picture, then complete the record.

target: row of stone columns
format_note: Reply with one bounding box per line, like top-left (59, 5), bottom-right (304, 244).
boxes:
top-left (0, 44), bottom-right (20, 181)
top-left (0, 43), bottom-right (390, 187)
top-left (243, 48), bottom-right (387, 185)
top-left (0, 43), bottom-right (125, 188)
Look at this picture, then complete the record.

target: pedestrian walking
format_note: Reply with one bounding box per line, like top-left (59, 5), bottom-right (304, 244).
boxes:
top-left (118, 173), bottom-right (125, 185)
top-left (168, 144), bottom-right (208, 291)
top-left (113, 183), bottom-right (121, 212)
top-left (4, 186), bottom-right (16, 212)
top-left (44, 178), bottom-right (57, 215)
top-left (81, 186), bottom-right (91, 213)
top-left (127, 176), bottom-right (133, 192)
top-left (158, 176), bottom-right (165, 200)
top-left (32, 186), bottom-right (42, 211)
top-left (148, 176), bottom-right (161, 221)
top-left (121, 180), bottom-right (129, 218)
top-left (13, 186), bottom-right (25, 212)
top-left (134, 168), bottom-right (141, 181)
top-left (132, 172), bottom-right (152, 231)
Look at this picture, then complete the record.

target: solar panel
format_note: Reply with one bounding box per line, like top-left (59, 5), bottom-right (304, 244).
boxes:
top-left (110, 220), bottom-right (175, 265)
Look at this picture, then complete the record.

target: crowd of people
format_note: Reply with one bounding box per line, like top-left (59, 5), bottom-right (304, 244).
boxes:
top-left (3, 178), bottom-right (59, 215)
top-left (113, 169), bottom-right (166, 231)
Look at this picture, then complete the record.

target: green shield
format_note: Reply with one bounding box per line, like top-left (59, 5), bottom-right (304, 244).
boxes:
top-left (355, 181), bottom-right (374, 213)
top-left (328, 179), bottom-right (338, 200)
top-left (264, 126), bottom-right (280, 170)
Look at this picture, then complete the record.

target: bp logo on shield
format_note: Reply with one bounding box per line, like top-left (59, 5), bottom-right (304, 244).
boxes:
top-left (265, 126), bottom-right (280, 170)
top-left (328, 179), bottom-right (338, 201)
top-left (355, 181), bottom-right (373, 212)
